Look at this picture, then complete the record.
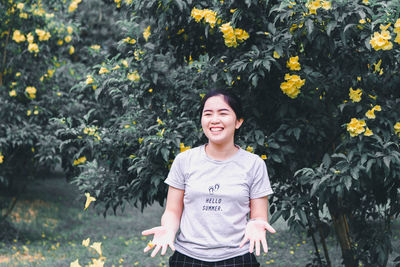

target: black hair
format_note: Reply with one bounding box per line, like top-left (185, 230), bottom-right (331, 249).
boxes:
top-left (200, 89), bottom-right (244, 120)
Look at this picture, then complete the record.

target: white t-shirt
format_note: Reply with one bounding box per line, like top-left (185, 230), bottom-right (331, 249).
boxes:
top-left (164, 144), bottom-right (273, 262)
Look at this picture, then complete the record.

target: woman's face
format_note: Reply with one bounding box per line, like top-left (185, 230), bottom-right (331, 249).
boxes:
top-left (201, 95), bottom-right (243, 146)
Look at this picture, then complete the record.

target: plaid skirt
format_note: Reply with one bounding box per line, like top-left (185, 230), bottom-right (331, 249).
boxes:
top-left (169, 250), bottom-right (260, 267)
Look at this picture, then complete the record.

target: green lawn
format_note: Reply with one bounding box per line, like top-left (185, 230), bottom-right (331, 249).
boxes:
top-left (0, 177), bottom-right (399, 267)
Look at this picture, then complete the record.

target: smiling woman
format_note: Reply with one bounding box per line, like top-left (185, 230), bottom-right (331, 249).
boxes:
top-left (142, 89), bottom-right (275, 267)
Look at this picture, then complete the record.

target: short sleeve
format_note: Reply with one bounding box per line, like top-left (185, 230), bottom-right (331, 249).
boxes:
top-left (250, 158), bottom-right (273, 199)
top-left (164, 152), bottom-right (186, 190)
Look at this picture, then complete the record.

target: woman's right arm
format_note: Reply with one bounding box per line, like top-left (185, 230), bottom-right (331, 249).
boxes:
top-left (142, 186), bottom-right (184, 257)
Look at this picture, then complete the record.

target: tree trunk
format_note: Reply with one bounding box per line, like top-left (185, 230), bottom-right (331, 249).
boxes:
top-left (330, 212), bottom-right (357, 267)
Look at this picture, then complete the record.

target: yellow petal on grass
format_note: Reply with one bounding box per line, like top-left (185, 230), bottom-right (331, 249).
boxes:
top-left (70, 259), bottom-right (82, 267)
top-left (84, 193), bottom-right (96, 210)
top-left (90, 242), bottom-right (102, 256)
top-left (82, 238), bottom-right (90, 247)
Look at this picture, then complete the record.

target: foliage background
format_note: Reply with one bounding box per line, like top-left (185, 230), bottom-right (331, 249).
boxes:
top-left (1, 0), bottom-right (400, 266)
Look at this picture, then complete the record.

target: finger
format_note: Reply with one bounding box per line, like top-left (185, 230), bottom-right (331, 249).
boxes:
top-left (142, 229), bottom-right (155, 235)
top-left (255, 240), bottom-right (260, 256)
top-left (239, 236), bottom-right (248, 248)
top-left (151, 244), bottom-right (162, 257)
top-left (261, 238), bottom-right (268, 253)
top-left (169, 242), bottom-right (176, 251)
top-left (144, 244), bottom-right (153, 253)
top-left (161, 244), bottom-right (168, 255)
top-left (264, 223), bottom-right (276, 234)
top-left (249, 239), bottom-right (255, 254)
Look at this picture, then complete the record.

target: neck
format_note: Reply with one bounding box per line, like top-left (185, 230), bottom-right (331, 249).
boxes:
top-left (205, 142), bottom-right (238, 161)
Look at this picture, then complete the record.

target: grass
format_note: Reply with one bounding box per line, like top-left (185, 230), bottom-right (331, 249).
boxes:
top-left (0, 176), bottom-right (399, 267)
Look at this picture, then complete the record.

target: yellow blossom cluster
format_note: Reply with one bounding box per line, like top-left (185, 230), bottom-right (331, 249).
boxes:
top-left (180, 143), bottom-right (190, 153)
top-left (143, 26), bottom-right (151, 41)
top-left (0, 152), bottom-right (4, 164)
top-left (73, 156), bottom-right (87, 166)
top-left (68, 0), bottom-right (82, 13)
top-left (347, 118), bottom-right (367, 137)
top-left (25, 86), bottom-right (37, 99)
top-left (286, 56), bottom-right (301, 71)
top-left (9, 90), bottom-right (17, 97)
top-left (349, 88), bottom-right (362, 102)
top-left (191, 8), bottom-right (218, 28)
top-left (35, 29), bottom-right (51, 41)
top-left (365, 105), bottom-right (381, 119)
top-left (370, 24), bottom-right (393, 51)
top-left (219, 22), bottom-right (249, 47)
top-left (70, 234), bottom-right (106, 267)
top-left (83, 127), bottom-right (101, 140)
top-left (98, 67), bottom-right (109, 74)
top-left (394, 19), bottom-right (400, 45)
top-left (127, 71), bottom-right (140, 82)
top-left (122, 37), bottom-right (136, 44)
top-left (86, 75), bottom-right (94, 85)
top-left (306, 0), bottom-right (332, 15)
top-left (394, 122), bottom-right (400, 136)
top-left (280, 74), bottom-right (305, 99)
top-left (12, 30), bottom-right (25, 43)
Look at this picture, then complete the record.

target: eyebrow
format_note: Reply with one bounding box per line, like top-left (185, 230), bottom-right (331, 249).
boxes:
top-left (203, 108), bottom-right (231, 113)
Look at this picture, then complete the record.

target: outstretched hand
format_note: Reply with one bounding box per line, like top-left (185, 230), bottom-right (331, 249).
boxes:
top-left (239, 219), bottom-right (276, 256)
top-left (142, 226), bottom-right (176, 257)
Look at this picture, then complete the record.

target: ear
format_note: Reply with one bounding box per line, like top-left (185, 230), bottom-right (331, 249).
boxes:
top-left (235, 118), bottom-right (244, 129)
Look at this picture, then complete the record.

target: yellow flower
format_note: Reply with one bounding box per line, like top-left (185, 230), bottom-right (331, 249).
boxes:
top-left (143, 26), bottom-right (151, 41)
top-left (203, 9), bottom-right (217, 28)
top-left (70, 259), bottom-right (82, 267)
top-left (17, 3), bottom-right (24, 9)
top-left (84, 192), bottom-right (96, 210)
top-left (362, 0), bottom-right (369, 4)
top-left (287, 56), bottom-right (301, 71)
top-left (69, 45), bottom-right (75, 55)
top-left (112, 65), bottom-right (120, 70)
top-left (321, 1), bottom-right (331, 10)
top-left (86, 75), bottom-right (94, 84)
top-left (359, 19), bottom-right (366, 24)
top-left (16, 72), bottom-right (21, 77)
top-left (157, 117), bottom-right (164, 125)
top-left (148, 88), bottom-right (153, 93)
top-left (273, 51), bottom-right (280, 59)
top-left (127, 71), bottom-right (140, 81)
top-left (191, 7), bottom-right (204, 22)
top-left (65, 35), bottom-right (72, 43)
top-left (12, 30), bottom-right (25, 43)
top-left (35, 29), bottom-right (51, 41)
top-left (27, 110), bottom-right (32, 116)
top-left (121, 60), bottom-right (129, 68)
top-left (82, 238), bottom-right (90, 247)
top-left (373, 105), bottom-right (381, 111)
top-left (261, 154), bottom-right (267, 160)
top-left (234, 28), bottom-right (250, 42)
top-left (364, 127), bottom-right (373, 136)
top-left (90, 44), bottom-right (101, 50)
top-left (9, 90), bottom-right (17, 97)
top-left (25, 86), bottom-right (37, 99)
top-left (68, 1), bottom-right (79, 13)
top-left (129, 154), bottom-right (136, 159)
top-left (280, 73), bottom-right (305, 99)
top-left (349, 88), bottom-right (362, 102)
top-left (99, 67), bottom-right (109, 74)
top-left (90, 242), bottom-right (102, 256)
top-left (180, 143), bottom-right (190, 153)
top-left (347, 118), bottom-right (366, 137)
top-left (34, 110), bottom-right (39, 115)
top-left (0, 152), bottom-right (4, 164)
top-left (246, 146), bottom-right (254, 153)
top-left (57, 39), bottom-right (63, 46)
top-left (394, 122), bottom-right (400, 135)
top-left (365, 109), bottom-right (375, 119)
top-left (138, 138), bottom-right (144, 143)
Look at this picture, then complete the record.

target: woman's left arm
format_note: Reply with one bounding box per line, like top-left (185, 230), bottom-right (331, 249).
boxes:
top-left (239, 196), bottom-right (276, 255)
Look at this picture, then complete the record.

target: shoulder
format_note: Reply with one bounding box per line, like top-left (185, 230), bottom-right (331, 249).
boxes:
top-left (238, 148), bottom-right (264, 164)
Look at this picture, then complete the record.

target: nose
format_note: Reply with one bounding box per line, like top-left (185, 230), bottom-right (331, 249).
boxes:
top-left (210, 114), bottom-right (221, 123)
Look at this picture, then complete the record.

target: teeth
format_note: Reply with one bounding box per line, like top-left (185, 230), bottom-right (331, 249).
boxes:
top-left (210, 128), bottom-right (223, 132)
